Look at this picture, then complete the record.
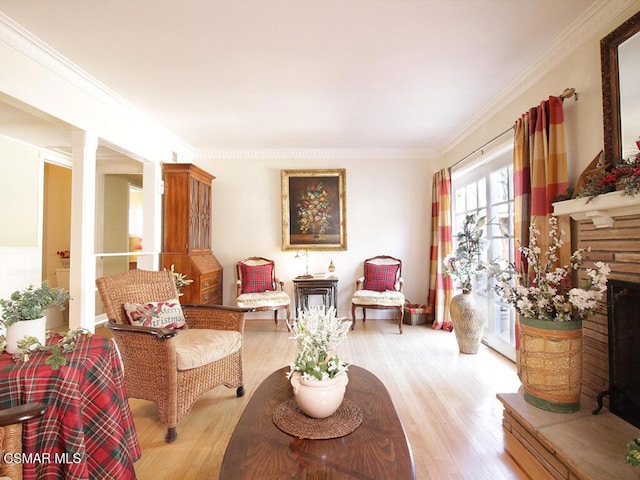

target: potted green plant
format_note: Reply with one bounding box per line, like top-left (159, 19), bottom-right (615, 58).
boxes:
top-left (0, 281), bottom-right (70, 354)
top-left (443, 214), bottom-right (487, 354)
top-left (443, 214), bottom-right (486, 292)
top-left (164, 264), bottom-right (193, 297)
top-left (285, 306), bottom-right (351, 418)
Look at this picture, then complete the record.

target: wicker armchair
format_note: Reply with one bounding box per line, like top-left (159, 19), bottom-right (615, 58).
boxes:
top-left (96, 269), bottom-right (252, 443)
top-left (0, 402), bottom-right (46, 479)
top-left (236, 257), bottom-right (291, 326)
top-left (351, 255), bottom-right (405, 334)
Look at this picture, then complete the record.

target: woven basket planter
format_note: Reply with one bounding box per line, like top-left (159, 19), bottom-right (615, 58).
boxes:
top-left (518, 316), bottom-right (582, 413)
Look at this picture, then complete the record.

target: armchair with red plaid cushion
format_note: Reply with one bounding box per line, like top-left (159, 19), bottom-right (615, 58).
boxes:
top-left (236, 257), bottom-right (291, 326)
top-left (351, 255), bottom-right (405, 334)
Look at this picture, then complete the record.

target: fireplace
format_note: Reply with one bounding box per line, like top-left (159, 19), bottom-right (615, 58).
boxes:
top-left (607, 279), bottom-right (640, 428)
top-left (495, 192), bottom-right (640, 480)
top-left (553, 191), bottom-right (640, 422)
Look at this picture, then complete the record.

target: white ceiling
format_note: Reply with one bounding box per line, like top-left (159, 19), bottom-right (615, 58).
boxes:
top-left (0, 0), bottom-right (610, 156)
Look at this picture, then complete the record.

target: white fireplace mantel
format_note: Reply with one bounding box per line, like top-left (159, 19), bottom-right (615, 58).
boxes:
top-left (553, 191), bottom-right (640, 228)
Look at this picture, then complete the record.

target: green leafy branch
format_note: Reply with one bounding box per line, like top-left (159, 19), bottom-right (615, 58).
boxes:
top-left (626, 437), bottom-right (640, 467)
top-left (9, 329), bottom-right (88, 370)
top-left (164, 265), bottom-right (193, 296)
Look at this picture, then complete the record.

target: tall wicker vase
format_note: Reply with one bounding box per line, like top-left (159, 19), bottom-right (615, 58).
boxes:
top-left (518, 316), bottom-right (582, 413)
top-left (449, 291), bottom-right (485, 354)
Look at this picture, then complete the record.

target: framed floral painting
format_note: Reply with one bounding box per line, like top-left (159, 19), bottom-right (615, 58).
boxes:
top-left (281, 169), bottom-right (347, 251)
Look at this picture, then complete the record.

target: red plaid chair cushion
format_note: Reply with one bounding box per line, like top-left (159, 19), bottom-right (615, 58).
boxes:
top-left (363, 263), bottom-right (399, 292)
top-left (239, 263), bottom-right (275, 293)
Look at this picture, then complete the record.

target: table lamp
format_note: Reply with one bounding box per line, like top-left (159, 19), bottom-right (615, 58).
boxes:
top-left (295, 250), bottom-right (313, 279)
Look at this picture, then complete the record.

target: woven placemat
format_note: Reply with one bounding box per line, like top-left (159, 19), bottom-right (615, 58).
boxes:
top-left (273, 398), bottom-right (363, 439)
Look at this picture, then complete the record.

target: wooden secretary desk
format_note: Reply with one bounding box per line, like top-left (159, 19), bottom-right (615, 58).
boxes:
top-left (161, 163), bottom-right (223, 305)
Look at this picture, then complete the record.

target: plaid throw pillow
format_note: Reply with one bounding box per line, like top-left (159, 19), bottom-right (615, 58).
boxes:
top-left (240, 263), bottom-right (275, 293)
top-left (124, 299), bottom-right (187, 329)
top-left (363, 263), bottom-right (399, 292)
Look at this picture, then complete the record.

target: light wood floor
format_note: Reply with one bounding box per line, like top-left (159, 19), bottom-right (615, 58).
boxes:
top-left (103, 318), bottom-right (528, 480)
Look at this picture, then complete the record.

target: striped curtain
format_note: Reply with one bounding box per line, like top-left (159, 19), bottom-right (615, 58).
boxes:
top-left (428, 168), bottom-right (453, 331)
top-left (512, 96), bottom-right (570, 367)
top-left (514, 96), bottom-right (570, 264)
top-left (513, 113), bottom-right (531, 272)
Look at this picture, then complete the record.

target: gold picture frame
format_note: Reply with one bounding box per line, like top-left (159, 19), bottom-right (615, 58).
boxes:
top-left (281, 169), bottom-right (347, 251)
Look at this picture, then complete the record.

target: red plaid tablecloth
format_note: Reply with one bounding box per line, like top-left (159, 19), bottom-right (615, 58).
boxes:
top-left (0, 333), bottom-right (140, 479)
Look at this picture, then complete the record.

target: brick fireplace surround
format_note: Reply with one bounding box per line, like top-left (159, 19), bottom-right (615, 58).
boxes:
top-left (497, 191), bottom-right (640, 480)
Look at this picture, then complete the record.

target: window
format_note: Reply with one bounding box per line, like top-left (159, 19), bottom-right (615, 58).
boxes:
top-left (451, 142), bottom-right (516, 360)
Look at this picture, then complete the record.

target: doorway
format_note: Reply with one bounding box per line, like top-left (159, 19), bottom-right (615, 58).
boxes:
top-left (42, 161), bottom-right (72, 330)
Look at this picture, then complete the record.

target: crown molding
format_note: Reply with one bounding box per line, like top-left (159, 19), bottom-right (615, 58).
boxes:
top-left (195, 147), bottom-right (438, 161)
top-left (441, 0), bottom-right (637, 155)
top-left (0, 12), bottom-right (193, 159)
top-left (4, 2), bottom-right (632, 164)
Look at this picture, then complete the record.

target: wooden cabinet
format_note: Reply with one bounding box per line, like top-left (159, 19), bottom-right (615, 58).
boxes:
top-left (162, 163), bottom-right (212, 254)
top-left (161, 163), bottom-right (222, 305)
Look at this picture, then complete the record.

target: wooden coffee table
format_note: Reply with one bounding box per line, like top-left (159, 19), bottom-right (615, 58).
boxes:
top-left (220, 365), bottom-right (415, 479)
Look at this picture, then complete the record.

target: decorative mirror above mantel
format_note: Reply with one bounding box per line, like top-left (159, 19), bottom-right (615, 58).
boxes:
top-left (601, 9), bottom-right (640, 166)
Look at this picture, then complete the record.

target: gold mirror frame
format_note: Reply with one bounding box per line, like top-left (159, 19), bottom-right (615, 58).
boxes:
top-left (601, 9), bottom-right (640, 166)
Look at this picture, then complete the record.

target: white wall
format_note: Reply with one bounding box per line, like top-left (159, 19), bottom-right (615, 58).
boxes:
top-left (198, 154), bottom-right (436, 319)
top-left (0, 136), bottom-right (42, 301)
top-left (0, 136), bottom-right (40, 246)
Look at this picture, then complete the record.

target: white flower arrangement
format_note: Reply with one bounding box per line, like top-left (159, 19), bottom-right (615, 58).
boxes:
top-left (286, 306), bottom-right (350, 381)
top-left (490, 216), bottom-right (610, 322)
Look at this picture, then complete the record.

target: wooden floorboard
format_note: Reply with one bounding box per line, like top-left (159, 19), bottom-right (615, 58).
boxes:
top-left (99, 318), bottom-right (528, 480)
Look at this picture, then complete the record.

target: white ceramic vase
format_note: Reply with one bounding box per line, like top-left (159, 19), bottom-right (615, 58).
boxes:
top-left (290, 371), bottom-right (348, 418)
top-left (5, 316), bottom-right (47, 354)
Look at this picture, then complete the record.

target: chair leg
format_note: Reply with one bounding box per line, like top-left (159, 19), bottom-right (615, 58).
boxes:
top-left (398, 306), bottom-right (404, 334)
top-left (274, 310), bottom-right (278, 325)
top-left (237, 386), bottom-right (245, 397)
top-left (351, 304), bottom-right (356, 330)
top-left (285, 306), bottom-right (291, 331)
top-left (165, 427), bottom-right (177, 443)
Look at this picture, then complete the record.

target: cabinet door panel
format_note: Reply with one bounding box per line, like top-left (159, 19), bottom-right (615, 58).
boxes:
top-left (189, 178), bottom-right (201, 250)
top-left (200, 183), bottom-right (211, 250)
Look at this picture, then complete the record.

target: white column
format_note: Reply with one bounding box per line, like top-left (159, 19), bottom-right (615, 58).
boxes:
top-left (69, 130), bottom-right (98, 332)
top-left (137, 161), bottom-right (163, 271)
